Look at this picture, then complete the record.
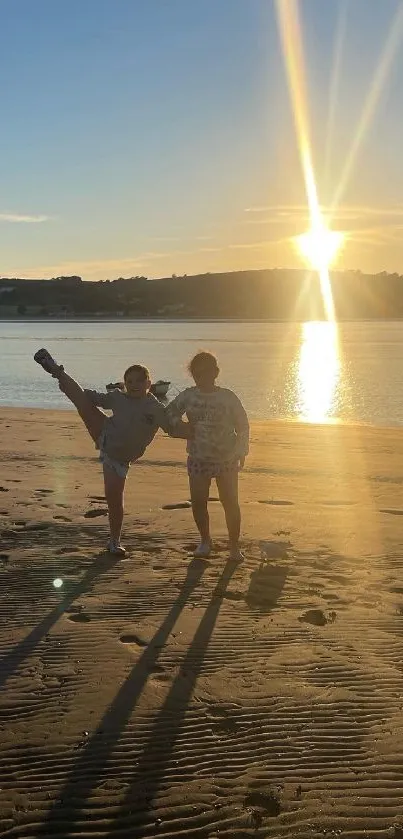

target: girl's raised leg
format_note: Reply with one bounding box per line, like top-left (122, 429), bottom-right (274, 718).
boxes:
top-left (58, 371), bottom-right (105, 444)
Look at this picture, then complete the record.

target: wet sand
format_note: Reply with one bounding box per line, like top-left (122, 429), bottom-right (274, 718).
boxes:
top-left (1, 407), bottom-right (403, 837)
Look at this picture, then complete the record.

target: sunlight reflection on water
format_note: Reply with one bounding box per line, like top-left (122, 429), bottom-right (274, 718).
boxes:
top-left (296, 321), bottom-right (340, 423)
top-left (1, 319), bottom-right (403, 426)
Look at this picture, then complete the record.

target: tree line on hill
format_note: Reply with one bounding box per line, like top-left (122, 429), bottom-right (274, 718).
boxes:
top-left (0, 269), bottom-right (401, 319)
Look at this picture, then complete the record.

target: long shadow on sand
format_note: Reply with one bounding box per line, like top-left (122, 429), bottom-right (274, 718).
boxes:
top-left (105, 558), bottom-right (245, 836)
top-left (0, 552), bottom-right (120, 691)
top-left (36, 558), bottom-right (210, 837)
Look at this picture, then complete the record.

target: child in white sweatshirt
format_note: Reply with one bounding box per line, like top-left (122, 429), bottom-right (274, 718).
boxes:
top-left (167, 351), bottom-right (249, 561)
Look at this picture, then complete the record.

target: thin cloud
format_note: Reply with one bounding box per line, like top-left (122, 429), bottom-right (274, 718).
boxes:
top-left (0, 212), bottom-right (50, 223)
top-left (148, 236), bottom-right (181, 243)
top-left (229, 239), bottom-right (286, 250)
top-left (244, 204), bottom-right (403, 222)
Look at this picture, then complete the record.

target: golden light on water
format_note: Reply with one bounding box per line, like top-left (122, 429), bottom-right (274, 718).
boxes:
top-left (297, 321), bottom-right (340, 424)
top-left (273, 0), bottom-right (389, 556)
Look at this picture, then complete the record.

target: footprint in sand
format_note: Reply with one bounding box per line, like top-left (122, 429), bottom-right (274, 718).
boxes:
top-left (83, 508), bottom-right (108, 518)
top-left (24, 522), bottom-right (52, 531)
top-left (223, 590), bottom-right (245, 602)
top-left (298, 608), bottom-right (329, 627)
top-left (35, 488), bottom-right (54, 494)
top-left (214, 716), bottom-right (239, 734)
top-left (380, 508), bottom-right (403, 516)
top-left (0, 487), bottom-right (10, 493)
top-left (1, 529), bottom-right (19, 539)
top-left (244, 791), bottom-right (281, 818)
top-left (67, 613), bottom-right (91, 623)
top-left (321, 500), bottom-right (355, 507)
top-left (120, 633), bottom-right (149, 647)
top-left (209, 706), bottom-right (239, 735)
top-left (258, 499), bottom-right (293, 506)
top-left (7, 479), bottom-right (22, 483)
top-left (260, 540), bottom-right (291, 559)
top-left (162, 502), bottom-right (192, 510)
top-left (53, 515), bottom-right (72, 522)
top-left (186, 496), bottom-right (220, 502)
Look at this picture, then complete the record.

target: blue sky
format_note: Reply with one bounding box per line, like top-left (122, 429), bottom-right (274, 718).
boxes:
top-left (1, 0), bottom-right (403, 280)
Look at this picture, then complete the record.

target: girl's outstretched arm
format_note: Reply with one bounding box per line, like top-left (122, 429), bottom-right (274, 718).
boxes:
top-left (153, 394), bottom-right (192, 439)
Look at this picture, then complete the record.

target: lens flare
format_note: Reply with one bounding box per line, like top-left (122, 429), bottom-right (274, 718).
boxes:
top-left (332, 3), bottom-right (403, 211)
top-left (297, 321), bottom-right (340, 423)
top-left (275, 0), bottom-right (343, 322)
top-left (296, 224), bottom-right (344, 272)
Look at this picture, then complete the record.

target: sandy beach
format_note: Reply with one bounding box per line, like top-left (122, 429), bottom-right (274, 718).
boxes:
top-left (1, 407), bottom-right (403, 838)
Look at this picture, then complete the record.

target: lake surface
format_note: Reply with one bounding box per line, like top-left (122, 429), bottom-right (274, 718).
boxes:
top-left (1, 319), bottom-right (403, 427)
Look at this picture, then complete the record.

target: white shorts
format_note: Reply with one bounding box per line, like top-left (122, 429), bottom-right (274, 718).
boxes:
top-left (99, 450), bottom-right (129, 479)
top-left (97, 427), bottom-right (129, 478)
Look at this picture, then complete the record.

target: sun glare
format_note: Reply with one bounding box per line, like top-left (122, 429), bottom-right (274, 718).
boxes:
top-left (296, 223), bottom-right (344, 272)
top-left (297, 320), bottom-right (340, 423)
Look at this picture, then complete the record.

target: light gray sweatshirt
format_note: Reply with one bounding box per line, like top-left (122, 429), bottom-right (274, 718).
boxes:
top-left (84, 388), bottom-right (178, 465)
top-left (166, 386), bottom-right (249, 462)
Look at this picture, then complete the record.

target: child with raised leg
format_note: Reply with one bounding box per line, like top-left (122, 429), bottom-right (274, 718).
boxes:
top-left (34, 348), bottom-right (190, 556)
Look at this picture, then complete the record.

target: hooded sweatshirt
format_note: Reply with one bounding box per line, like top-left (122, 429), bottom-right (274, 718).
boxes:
top-left (84, 388), bottom-right (172, 465)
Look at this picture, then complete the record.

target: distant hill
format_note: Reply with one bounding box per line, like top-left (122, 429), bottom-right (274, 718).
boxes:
top-left (0, 269), bottom-right (401, 319)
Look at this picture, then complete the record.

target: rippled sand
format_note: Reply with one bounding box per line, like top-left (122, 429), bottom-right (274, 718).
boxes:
top-left (1, 408), bottom-right (403, 838)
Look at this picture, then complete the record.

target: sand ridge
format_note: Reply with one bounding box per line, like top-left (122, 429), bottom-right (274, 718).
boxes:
top-left (1, 408), bottom-right (403, 837)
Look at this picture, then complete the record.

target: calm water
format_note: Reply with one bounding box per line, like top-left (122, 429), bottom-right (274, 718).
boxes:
top-left (1, 319), bottom-right (403, 427)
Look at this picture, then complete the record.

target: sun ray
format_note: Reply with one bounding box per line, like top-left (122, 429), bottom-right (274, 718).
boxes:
top-left (331, 3), bottom-right (403, 210)
top-left (275, 1), bottom-right (380, 559)
top-left (323, 0), bottom-right (348, 192)
top-left (275, 0), bottom-right (341, 321)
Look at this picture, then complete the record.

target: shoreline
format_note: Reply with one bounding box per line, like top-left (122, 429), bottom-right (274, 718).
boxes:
top-left (1, 403), bottom-right (402, 434)
top-left (2, 316), bottom-right (403, 323)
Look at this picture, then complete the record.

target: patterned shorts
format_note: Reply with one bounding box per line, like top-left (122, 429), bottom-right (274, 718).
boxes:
top-left (187, 457), bottom-right (239, 480)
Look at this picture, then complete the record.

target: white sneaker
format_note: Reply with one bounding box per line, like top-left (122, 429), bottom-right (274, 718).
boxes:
top-left (193, 540), bottom-right (212, 558)
top-left (107, 540), bottom-right (126, 556)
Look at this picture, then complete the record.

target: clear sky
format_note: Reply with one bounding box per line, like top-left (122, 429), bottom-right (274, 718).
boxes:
top-left (1, 0), bottom-right (403, 281)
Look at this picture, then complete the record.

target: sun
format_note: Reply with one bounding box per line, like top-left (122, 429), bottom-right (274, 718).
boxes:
top-left (296, 222), bottom-right (344, 271)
